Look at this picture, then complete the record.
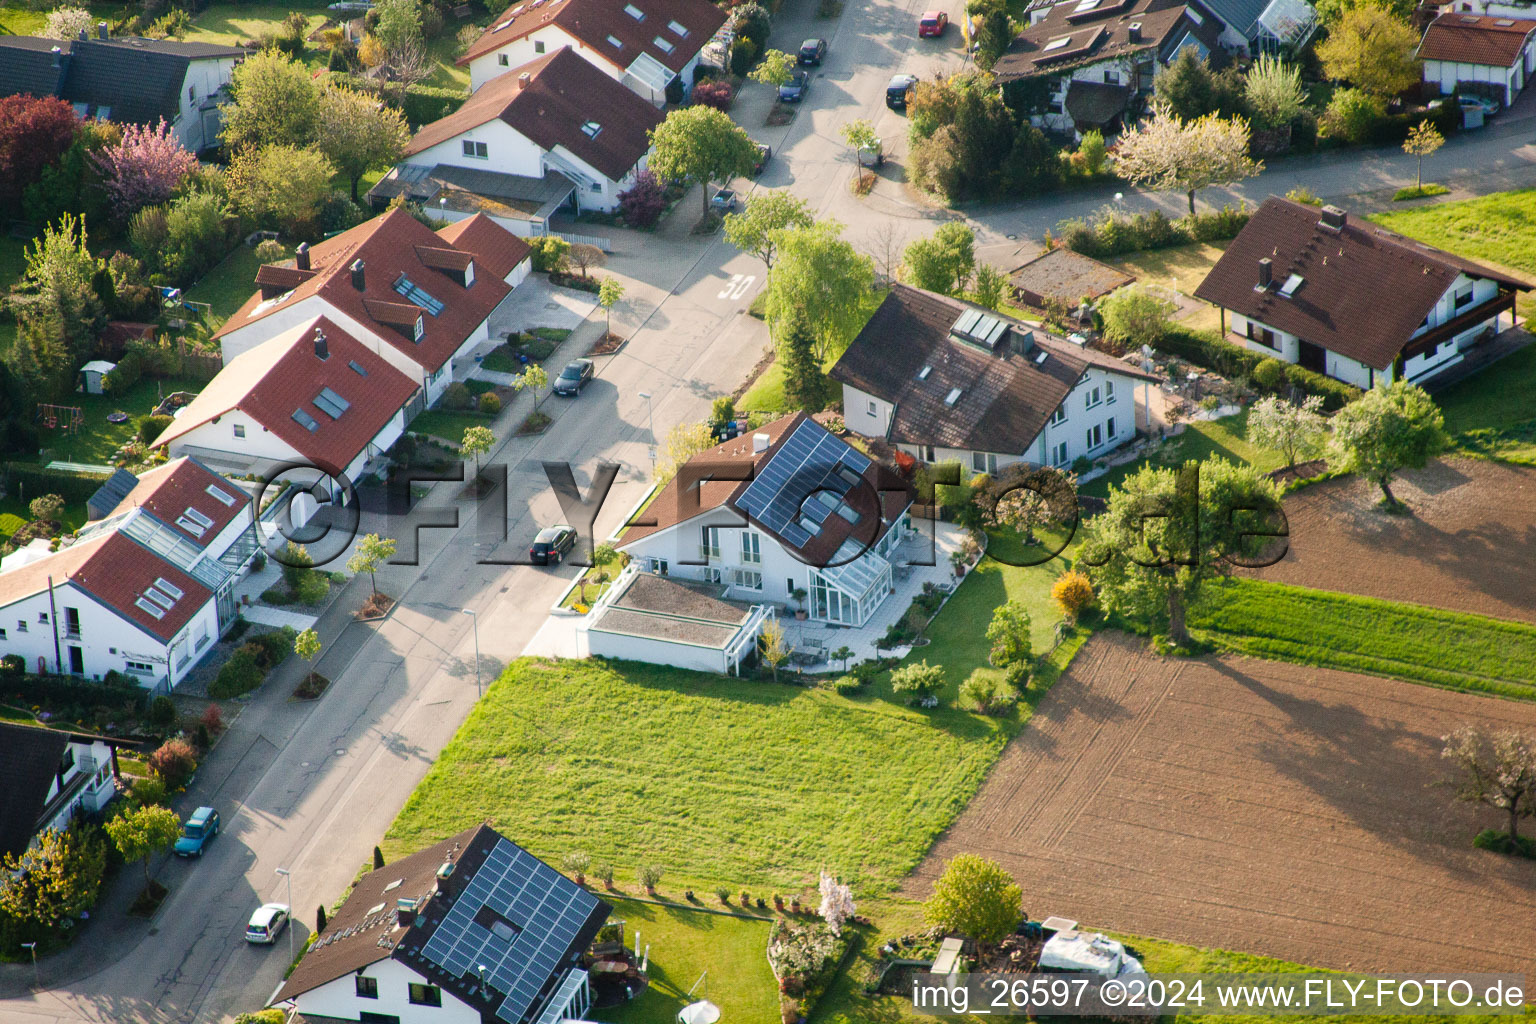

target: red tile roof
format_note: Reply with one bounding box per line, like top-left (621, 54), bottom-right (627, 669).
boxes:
top-left (117, 458), bottom-right (248, 548)
top-left (215, 208), bottom-right (524, 374)
top-left (1418, 12), bottom-right (1536, 67)
top-left (407, 47), bottom-right (662, 182)
top-left (156, 316), bottom-right (421, 476)
top-left (435, 214), bottom-right (532, 280)
top-left (458, 0), bottom-right (726, 74)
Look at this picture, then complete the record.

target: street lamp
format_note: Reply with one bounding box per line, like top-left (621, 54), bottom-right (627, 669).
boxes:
top-left (21, 941), bottom-right (37, 988)
top-left (274, 866), bottom-right (294, 962)
top-left (637, 392), bottom-right (656, 477)
top-left (439, 195), bottom-right (448, 223)
top-left (461, 608), bottom-right (481, 699)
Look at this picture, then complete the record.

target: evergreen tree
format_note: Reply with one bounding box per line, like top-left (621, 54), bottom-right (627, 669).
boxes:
top-left (779, 308), bottom-right (826, 413)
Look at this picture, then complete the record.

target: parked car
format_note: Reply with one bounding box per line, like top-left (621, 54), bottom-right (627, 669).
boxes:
top-left (552, 359), bottom-right (595, 396)
top-left (529, 525), bottom-right (577, 565)
top-left (858, 138), bottom-right (885, 168)
top-left (245, 904), bottom-right (290, 944)
top-left (710, 187), bottom-right (739, 212)
top-left (918, 10), bottom-right (948, 35)
top-left (797, 38), bottom-right (827, 65)
top-left (886, 74), bottom-right (918, 110)
top-left (174, 806), bottom-right (220, 858)
top-left (752, 142), bottom-right (772, 175)
top-left (1459, 94), bottom-right (1500, 116)
top-left (780, 69), bottom-right (811, 103)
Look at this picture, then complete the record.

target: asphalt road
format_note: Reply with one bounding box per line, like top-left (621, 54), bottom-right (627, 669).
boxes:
top-left (5, 0), bottom-right (1536, 1018)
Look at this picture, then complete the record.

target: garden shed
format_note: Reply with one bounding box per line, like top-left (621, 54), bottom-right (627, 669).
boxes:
top-left (79, 361), bottom-right (116, 395)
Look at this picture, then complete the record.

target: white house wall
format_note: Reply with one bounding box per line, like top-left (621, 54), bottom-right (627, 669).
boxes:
top-left (404, 117), bottom-right (548, 179)
top-left (37, 738), bottom-right (116, 838)
top-left (173, 56), bottom-right (239, 152)
top-left (587, 628), bottom-right (727, 673)
top-left (291, 955), bottom-right (481, 1024)
top-left (468, 27), bottom-right (588, 91)
top-left (1423, 54), bottom-right (1528, 102)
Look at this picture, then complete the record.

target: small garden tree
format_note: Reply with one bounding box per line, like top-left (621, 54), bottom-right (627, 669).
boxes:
top-left (1316, 4), bottom-right (1421, 98)
top-left (0, 827), bottom-right (107, 936)
top-left (346, 533), bottom-right (397, 598)
top-left (43, 6), bottom-right (94, 39)
top-left (890, 660), bottom-right (944, 704)
top-left (980, 464), bottom-right (1078, 547)
top-left (91, 119), bottom-right (198, 219)
top-left (1327, 381), bottom-right (1446, 508)
top-left (1441, 725), bottom-right (1536, 852)
top-left (959, 673), bottom-right (1013, 715)
top-left (759, 619), bottom-right (789, 681)
top-left (1051, 570), bottom-right (1095, 621)
top-left (105, 804), bottom-right (182, 889)
top-left (840, 118), bottom-right (879, 170)
top-left (148, 738), bottom-right (197, 790)
top-left (722, 191), bottom-right (814, 273)
top-left (1113, 104), bottom-right (1261, 215)
top-left (29, 493), bottom-right (64, 523)
top-left (817, 871), bottom-right (855, 933)
top-left (902, 222), bottom-right (975, 296)
top-left (598, 277), bottom-right (624, 339)
top-left (764, 221), bottom-right (875, 363)
top-left (973, 264), bottom-right (1007, 311)
top-left (647, 106), bottom-right (758, 221)
top-left (568, 243), bottom-right (605, 280)
top-left (295, 627), bottom-right (322, 674)
top-left (514, 363), bottom-right (549, 412)
top-left (638, 863), bottom-right (663, 895)
top-left (748, 49), bottom-right (795, 89)
top-left (831, 645), bottom-right (854, 671)
top-left (658, 421), bottom-right (714, 483)
top-left (985, 601), bottom-right (1032, 669)
top-left (461, 425), bottom-right (494, 478)
top-left (923, 854), bottom-right (1023, 949)
top-left (1098, 285), bottom-right (1176, 351)
top-left (778, 306), bottom-right (826, 413)
top-left (1248, 394), bottom-right (1329, 472)
top-left (1403, 121), bottom-right (1444, 192)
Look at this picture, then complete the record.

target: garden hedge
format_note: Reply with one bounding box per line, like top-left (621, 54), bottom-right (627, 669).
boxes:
top-left (1156, 325), bottom-right (1361, 411)
top-left (0, 672), bottom-right (146, 714)
top-left (1, 464), bottom-right (112, 506)
top-left (401, 85), bottom-right (467, 127)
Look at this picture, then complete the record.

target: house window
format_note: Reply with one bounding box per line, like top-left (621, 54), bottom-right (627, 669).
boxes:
top-left (654, 35), bottom-right (674, 52)
top-left (534, 39), bottom-right (546, 53)
top-left (730, 569), bottom-right (763, 590)
top-left (1105, 379), bottom-right (1115, 403)
top-left (1084, 385), bottom-right (1102, 409)
top-left (741, 531), bottom-right (761, 564)
top-left (356, 976), bottom-right (379, 999)
top-left (606, 34), bottom-right (624, 48)
top-left (0, 628), bottom-right (6, 640)
top-left (867, 399), bottom-right (876, 415)
top-left (188, 85), bottom-right (196, 102)
top-left (1086, 424), bottom-right (1103, 449)
top-left (1106, 416), bottom-right (1117, 439)
top-left (1048, 405), bottom-right (1066, 426)
top-left (408, 983), bottom-right (442, 1007)
top-left (920, 445), bottom-right (935, 462)
top-left (1454, 285), bottom-right (1474, 309)
top-left (648, 556), bottom-right (669, 575)
top-left (16, 620), bottom-right (27, 633)
top-left (462, 140), bottom-right (489, 159)
top-left (498, 53), bottom-right (510, 65)
top-left (233, 423), bottom-right (245, 438)
top-left (581, 121), bottom-right (602, 139)
top-left (38, 612), bottom-right (48, 624)
top-left (1104, 69), bottom-right (1120, 84)
top-left (704, 529), bottom-right (721, 561)
top-left (359, 1013), bottom-right (401, 1024)
top-left (291, 409), bottom-right (320, 432)
top-left (1245, 322), bottom-right (1277, 349)
top-left (971, 452), bottom-right (997, 474)
top-left (667, 18), bottom-right (689, 35)
top-left (125, 660), bottom-right (154, 674)
top-left (625, 2), bottom-right (645, 18)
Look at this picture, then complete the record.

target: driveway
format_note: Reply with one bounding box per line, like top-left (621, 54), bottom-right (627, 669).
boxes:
top-left (486, 273), bottom-right (598, 337)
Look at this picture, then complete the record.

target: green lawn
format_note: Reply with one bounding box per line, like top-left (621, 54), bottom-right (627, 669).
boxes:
top-left (28, 376), bottom-right (202, 467)
top-left (1371, 189), bottom-right (1536, 279)
top-left (183, 244), bottom-right (265, 325)
top-left (183, 2), bottom-right (330, 46)
top-left (1108, 242), bottom-right (1227, 332)
top-left (1432, 340), bottom-right (1536, 462)
top-left (407, 408), bottom-right (491, 444)
top-left (1081, 409), bottom-right (1286, 498)
top-left (1190, 578), bottom-right (1536, 701)
top-left (739, 292), bottom-right (886, 414)
top-left (587, 900), bottom-right (778, 1024)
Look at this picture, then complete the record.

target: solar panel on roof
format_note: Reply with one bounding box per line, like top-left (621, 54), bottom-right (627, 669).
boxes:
top-left (734, 421), bottom-right (871, 551)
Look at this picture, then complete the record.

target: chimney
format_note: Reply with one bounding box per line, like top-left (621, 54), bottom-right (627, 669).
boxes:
top-left (518, 71), bottom-right (531, 89)
top-left (1319, 205), bottom-right (1347, 231)
top-left (50, 45), bottom-right (61, 67)
top-left (1127, 21), bottom-right (1141, 40)
top-left (77, 27), bottom-right (86, 40)
top-left (1256, 257), bottom-right (1272, 291)
top-left (97, 21), bottom-right (108, 39)
top-left (295, 241), bottom-right (311, 271)
top-left (350, 258), bottom-right (365, 291)
top-left (396, 897), bottom-right (417, 926)
top-left (752, 432), bottom-right (770, 454)
top-left (314, 327), bottom-right (329, 360)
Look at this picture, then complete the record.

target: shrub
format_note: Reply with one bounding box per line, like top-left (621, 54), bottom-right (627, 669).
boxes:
top-left (1321, 87), bottom-right (1386, 146)
top-left (1285, 186), bottom-right (1323, 206)
top-left (527, 235), bottom-right (570, 273)
top-left (733, 2), bottom-right (771, 48)
top-left (148, 738), bottom-right (197, 789)
top-left (1185, 204), bottom-right (1252, 243)
top-left (400, 84), bottom-right (466, 125)
top-left (1472, 829), bottom-right (1536, 858)
top-left (233, 1012), bottom-right (286, 1024)
top-left (890, 660), bottom-right (944, 702)
top-left (618, 169), bottom-right (667, 229)
top-left (147, 695), bottom-right (176, 726)
top-left (1099, 286), bottom-right (1175, 352)
top-left (1156, 325), bottom-right (1360, 411)
top-left (260, 586), bottom-right (292, 605)
top-left (294, 572), bottom-right (330, 606)
top-left (477, 391), bottom-right (501, 415)
top-left (832, 675), bottom-right (864, 696)
top-left (209, 648), bottom-right (264, 699)
top-left (959, 674), bottom-right (1014, 715)
top-left (130, 776), bottom-right (167, 807)
top-left (442, 381), bottom-right (473, 410)
top-left (1004, 660), bottom-right (1031, 692)
top-left (281, 541), bottom-right (313, 590)
top-left (137, 414), bottom-right (173, 444)
top-left (1252, 357), bottom-right (1286, 391)
top-left (693, 80), bottom-right (734, 111)
top-left (199, 704), bottom-right (223, 734)
top-left (730, 36), bottom-right (759, 77)
top-left (1051, 570), bottom-right (1095, 620)
top-left (253, 238), bottom-right (286, 263)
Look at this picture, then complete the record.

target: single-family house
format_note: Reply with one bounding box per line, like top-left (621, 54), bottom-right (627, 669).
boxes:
top-left (152, 316), bottom-right (421, 482)
top-left (272, 823), bottom-right (610, 1024)
top-left (377, 47), bottom-right (663, 225)
top-left (0, 722), bottom-right (128, 859)
top-left (0, 29), bottom-right (244, 152)
top-left (1195, 198), bottom-right (1529, 388)
top-left (1007, 247), bottom-right (1135, 310)
top-left (830, 284), bottom-right (1161, 474)
top-left (1446, 0), bottom-right (1536, 18)
top-left (618, 413), bottom-right (915, 628)
top-left (1022, 0), bottom-right (1314, 53)
top-left (1418, 12), bottom-right (1536, 105)
top-left (0, 458), bottom-right (258, 689)
top-left (213, 208), bottom-right (531, 408)
top-left (995, 0), bottom-right (1224, 134)
top-left (457, 0), bottom-right (726, 100)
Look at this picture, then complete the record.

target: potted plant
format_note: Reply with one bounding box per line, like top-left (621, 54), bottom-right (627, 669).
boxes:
top-left (741, 889), bottom-right (750, 906)
top-left (716, 886), bottom-right (731, 905)
top-left (790, 895), bottom-right (801, 913)
top-left (791, 587), bottom-right (808, 620)
top-left (950, 549), bottom-right (969, 578)
top-left (774, 894), bottom-right (785, 911)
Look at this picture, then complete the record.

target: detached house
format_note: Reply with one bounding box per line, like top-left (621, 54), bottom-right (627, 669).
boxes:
top-left (272, 824), bottom-right (610, 1024)
top-left (380, 46), bottom-right (663, 225)
top-left (0, 30), bottom-right (244, 152)
top-left (619, 413), bottom-right (915, 628)
top-left (831, 285), bottom-right (1160, 475)
top-left (457, 0), bottom-right (726, 100)
top-left (1194, 198), bottom-right (1529, 388)
top-left (214, 208), bottom-right (531, 408)
top-left (0, 722), bottom-right (129, 859)
top-left (1418, 12), bottom-right (1536, 106)
top-left (152, 316), bottom-right (420, 481)
top-left (1019, 0), bottom-right (1314, 53)
top-left (994, 0), bottom-right (1223, 134)
top-left (0, 458), bottom-right (258, 689)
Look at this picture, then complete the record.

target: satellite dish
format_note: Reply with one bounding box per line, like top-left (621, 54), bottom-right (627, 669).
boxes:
top-left (678, 1000), bottom-right (722, 1024)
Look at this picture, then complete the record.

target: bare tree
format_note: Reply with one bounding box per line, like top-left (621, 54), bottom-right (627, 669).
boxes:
top-left (1442, 725), bottom-right (1536, 849)
top-left (388, 35), bottom-right (433, 89)
top-left (568, 243), bottom-right (605, 280)
top-left (864, 220), bottom-right (903, 285)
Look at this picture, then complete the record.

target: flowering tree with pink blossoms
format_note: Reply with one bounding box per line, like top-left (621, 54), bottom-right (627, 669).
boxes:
top-left (817, 871), bottom-right (855, 934)
top-left (91, 119), bottom-right (198, 218)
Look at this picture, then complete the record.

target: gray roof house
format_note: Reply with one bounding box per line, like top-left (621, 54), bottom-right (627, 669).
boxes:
top-left (0, 29), bottom-right (245, 152)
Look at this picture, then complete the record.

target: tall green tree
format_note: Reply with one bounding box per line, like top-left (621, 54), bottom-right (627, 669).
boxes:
top-left (973, 6), bottom-right (1014, 70)
top-left (1086, 457), bottom-right (1284, 645)
top-left (722, 192), bottom-right (814, 272)
top-left (778, 307), bottom-right (825, 412)
top-left (747, 48), bottom-right (795, 88)
top-left (1154, 48), bottom-right (1216, 120)
top-left (1244, 55), bottom-right (1306, 131)
top-left (1247, 394), bottom-right (1328, 471)
top-left (647, 106), bottom-right (759, 221)
top-left (220, 50), bottom-right (321, 151)
top-left (0, 827), bottom-right (107, 937)
top-left (985, 601), bottom-right (1032, 669)
top-left (316, 84), bottom-right (410, 201)
top-left (226, 145), bottom-right (337, 239)
top-left (105, 805), bottom-right (182, 889)
top-left (901, 222), bottom-right (975, 295)
top-left (923, 855), bottom-right (1023, 949)
top-left (763, 221), bottom-right (875, 363)
top-left (1316, 5), bottom-right (1422, 98)
top-left (1327, 381), bottom-right (1446, 508)
top-left (371, 0), bottom-right (423, 54)
top-left (8, 213), bottom-right (105, 400)
top-left (1441, 726), bottom-right (1536, 849)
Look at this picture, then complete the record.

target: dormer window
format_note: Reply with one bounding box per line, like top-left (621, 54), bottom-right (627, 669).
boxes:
top-left (581, 120), bottom-right (602, 138)
top-left (464, 260), bottom-right (475, 287)
top-left (413, 315), bottom-right (425, 342)
top-left (606, 34), bottom-right (623, 48)
top-left (625, 2), bottom-right (645, 18)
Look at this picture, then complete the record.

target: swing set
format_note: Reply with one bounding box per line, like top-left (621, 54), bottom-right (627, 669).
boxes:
top-left (36, 403), bottom-right (85, 436)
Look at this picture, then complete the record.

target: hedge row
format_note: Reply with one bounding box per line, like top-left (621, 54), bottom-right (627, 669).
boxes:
top-left (1156, 325), bottom-right (1361, 411)
top-left (0, 668), bottom-right (147, 714)
top-left (2, 463), bottom-right (112, 506)
top-left (1052, 204), bottom-right (1251, 260)
top-left (401, 84), bottom-right (468, 127)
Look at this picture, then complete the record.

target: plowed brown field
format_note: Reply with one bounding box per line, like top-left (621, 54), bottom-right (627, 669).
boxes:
top-left (906, 633), bottom-right (1536, 975)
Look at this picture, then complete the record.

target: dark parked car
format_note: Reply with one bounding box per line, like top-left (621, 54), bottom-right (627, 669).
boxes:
top-left (780, 68), bottom-right (810, 103)
top-left (886, 73), bottom-right (918, 110)
top-left (174, 806), bottom-right (220, 858)
top-left (797, 38), bottom-right (827, 65)
top-left (552, 358), bottom-right (594, 395)
top-left (529, 525), bottom-right (577, 565)
top-left (752, 142), bottom-right (771, 175)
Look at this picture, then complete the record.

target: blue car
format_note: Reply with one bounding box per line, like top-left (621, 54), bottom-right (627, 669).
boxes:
top-left (780, 69), bottom-right (810, 103)
top-left (174, 806), bottom-right (220, 857)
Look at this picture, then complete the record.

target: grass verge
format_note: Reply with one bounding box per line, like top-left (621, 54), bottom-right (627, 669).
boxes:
top-left (1191, 578), bottom-right (1536, 700)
